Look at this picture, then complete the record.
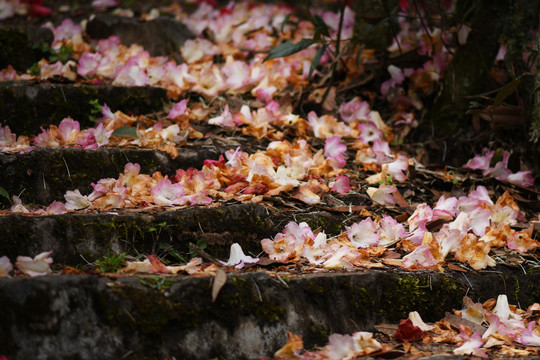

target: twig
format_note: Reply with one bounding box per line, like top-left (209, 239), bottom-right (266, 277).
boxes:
top-left (188, 242), bottom-right (221, 265)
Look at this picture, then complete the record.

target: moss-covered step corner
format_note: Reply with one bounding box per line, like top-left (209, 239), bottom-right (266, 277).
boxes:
top-left (1, 270), bottom-right (540, 360)
top-left (0, 146), bottom-right (220, 208)
top-left (0, 82), bottom-right (168, 136)
top-left (0, 202), bottom-right (345, 266)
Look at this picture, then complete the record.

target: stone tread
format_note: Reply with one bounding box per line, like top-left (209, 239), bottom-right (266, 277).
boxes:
top-left (0, 146), bottom-right (220, 207)
top-left (1, 270), bottom-right (539, 360)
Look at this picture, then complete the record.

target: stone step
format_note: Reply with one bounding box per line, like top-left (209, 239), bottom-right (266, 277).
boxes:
top-left (0, 82), bottom-right (168, 136)
top-left (1, 270), bottom-right (538, 360)
top-left (0, 146), bottom-right (220, 207)
top-left (0, 203), bottom-right (344, 266)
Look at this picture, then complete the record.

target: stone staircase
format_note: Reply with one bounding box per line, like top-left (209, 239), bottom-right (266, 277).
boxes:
top-left (1, 3), bottom-right (540, 360)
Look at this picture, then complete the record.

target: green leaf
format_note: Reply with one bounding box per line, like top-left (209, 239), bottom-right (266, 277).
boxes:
top-left (309, 44), bottom-right (328, 79)
top-left (112, 126), bottom-right (138, 138)
top-left (0, 186), bottom-right (11, 204)
top-left (280, 13), bottom-right (291, 33)
top-left (312, 14), bottom-right (330, 39)
top-left (494, 78), bottom-right (521, 107)
top-left (263, 38), bottom-right (316, 62)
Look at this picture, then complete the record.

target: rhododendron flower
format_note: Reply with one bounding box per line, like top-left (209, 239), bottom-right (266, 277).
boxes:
top-left (283, 221), bottom-right (314, 248)
top-left (113, 63), bottom-right (150, 86)
top-left (87, 123), bottom-right (113, 148)
top-left (358, 122), bottom-right (383, 144)
top-left (458, 296), bottom-right (486, 324)
top-left (50, 18), bottom-right (81, 43)
top-left (209, 104), bottom-right (236, 127)
top-left (10, 195), bottom-right (30, 213)
top-left (92, 0), bottom-right (118, 11)
top-left (367, 184), bottom-right (397, 206)
top-left (64, 189), bottom-right (92, 210)
top-left (518, 321), bottom-right (540, 347)
top-left (464, 148), bottom-right (493, 171)
top-left (77, 52), bottom-right (102, 77)
top-left (0, 125), bottom-right (16, 148)
top-left (507, 231), bottom-right (539, 252)
top-left (261, 232), bottom-right (297, 262)
top-left (0, 1), bottom-right (15, 20)
top-left (324, 136), bottom-right (347, 158)
top-left (58, 118), bottom-right (80, 144)
top-left (167, 99), bottom-right (187, 119)
top-left (15, 251), bottom-right (53, 277)
top-left (433, 195), bottom-right (458, 220)
top-left (323, 246), bottom-right (354, 270)
top-left (151, 179), bottom-right (186, 206)
top-left (402, 245), bottom-right (439, 269)
top-left (181, 38), bottom-right (220, 64)
top-left (0, 256), bottom-right (13, 277)
top-left (504, 171), bottom-right (535, 187)
top-left (468, 207), bottom-right (491, 237)
top-left (303, 232), bottom-right (330, 265)
top-left (385, 154), bottom-right (409, 182)
top-left (378, 215), bottom-right (407, 246)
top-left (408, 311), bottom-right (434, 331)
top-left (339, 97), bottom-right (370, 123)
top-left (346, 218), bottom-right (379, 248)
top-left (435, 224), bottom-right (461, 257)
top-left (219, 243), bottom-right (259, 269)
top-left (408, 203), bottom-right (433, 232)
top-left (329, 175), bottom-right (351, 194)
top-left (319, 333), bottom-right (357, 359)
top-left (294, 184), bottom-right (321, 205)
top-left (455, 233), bottom-right (495, 270)
top-left (482, 313), bottom-right (515, 345)
top-left (381, 65), bottom-right (405, 97)
top-left (454, 328), bottom-right (487, 358)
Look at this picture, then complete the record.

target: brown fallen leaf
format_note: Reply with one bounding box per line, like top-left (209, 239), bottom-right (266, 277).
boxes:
top-left (274, 331), bottom-right (303, 359)
top-left (443, 312), bottom-right (487, 336)
top-left (447, 262), bottom-right (468, 272)
top-left (212, 268), bottom-right (228, 302)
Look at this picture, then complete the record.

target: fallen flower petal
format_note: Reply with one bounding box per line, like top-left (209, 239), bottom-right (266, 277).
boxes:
top-left (395, 318), bottom-right (423, 342)
top-left (454, 329), bottom-right (487, 358)
top-left (15, 251), bottom-right (53, 277)
top-left (219, 243), bottom-right (259, 269)
top-left (0, 256), bottom-right (13, 277)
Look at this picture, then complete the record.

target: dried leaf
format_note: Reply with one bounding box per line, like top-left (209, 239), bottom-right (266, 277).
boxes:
top-left (212, 268), bottom-right (228, 302)
top-left (444, 312), bottom-right (487, 336)
top-left (274, 331), bottom-right (304, 359)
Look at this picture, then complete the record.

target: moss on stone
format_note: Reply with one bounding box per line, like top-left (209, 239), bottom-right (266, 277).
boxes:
top-left (380, 273), bottom-right (464, 322)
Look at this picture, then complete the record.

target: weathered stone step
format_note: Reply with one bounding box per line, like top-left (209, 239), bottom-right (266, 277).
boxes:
top-left (0, 146), bottom-right (220, 208)
top-left (1, 270), bottom-right (538, 360)
top-left (0, 203), bottom-right (344, 266)
top-left (0, 82), bottom-right (168, 136)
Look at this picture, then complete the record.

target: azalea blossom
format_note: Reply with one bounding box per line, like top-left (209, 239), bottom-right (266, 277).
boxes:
top-left (15, 251), bottom-right (53, 277)
top-left (219, 243), bottom-right (259, 269)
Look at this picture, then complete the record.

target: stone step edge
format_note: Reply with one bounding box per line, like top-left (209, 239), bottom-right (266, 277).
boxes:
top-left (0, 203), bottom-right (345, 265)
top-left (0, 145), bottom-right (221, 207)
top-left (1, 270), bottom-right (538, 360)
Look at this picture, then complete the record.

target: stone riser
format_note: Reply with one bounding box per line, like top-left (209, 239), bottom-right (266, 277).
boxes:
top-left (0, 147), bottom-right (220, 208)
top-left (2, 270), bottom-right (537, 360)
